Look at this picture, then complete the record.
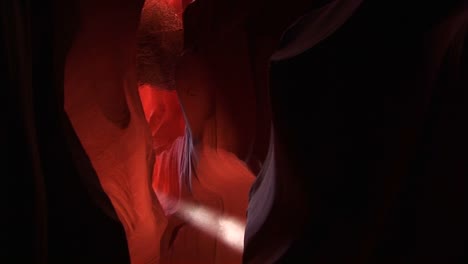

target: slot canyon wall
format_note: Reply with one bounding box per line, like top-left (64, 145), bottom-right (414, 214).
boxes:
top-left (62, 0), bottom-right (318, 262)
top-left (4, 0), bottom-right (467, 264)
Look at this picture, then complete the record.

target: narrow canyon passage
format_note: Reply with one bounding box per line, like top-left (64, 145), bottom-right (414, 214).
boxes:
top-left (65, 0), bottom-right (260, 263)
top-left (10, 0), bottom-right (464, 263)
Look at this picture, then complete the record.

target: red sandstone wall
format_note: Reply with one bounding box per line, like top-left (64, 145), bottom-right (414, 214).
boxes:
top-left (65, 0), bottom-right (258, 263)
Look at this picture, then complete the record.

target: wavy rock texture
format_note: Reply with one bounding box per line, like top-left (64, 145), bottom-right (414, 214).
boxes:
top-left (61, 0), bottom-right (467, 263)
